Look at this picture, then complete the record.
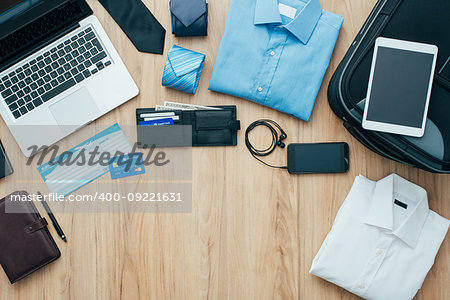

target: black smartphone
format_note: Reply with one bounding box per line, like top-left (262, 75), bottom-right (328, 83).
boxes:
top-left (287, 143), bottom-right (349, 174)
top-left (0, 140), bottom-right (13, 179)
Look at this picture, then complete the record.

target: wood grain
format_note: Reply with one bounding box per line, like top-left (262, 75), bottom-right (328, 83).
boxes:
top-left (0, 0), bottom-right (448, 299)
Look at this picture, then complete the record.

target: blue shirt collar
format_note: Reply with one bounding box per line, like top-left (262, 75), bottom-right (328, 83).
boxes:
top-left (254, 0), bottom-right (322, 44)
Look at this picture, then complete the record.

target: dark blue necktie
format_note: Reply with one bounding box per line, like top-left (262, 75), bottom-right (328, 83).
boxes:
top-left (170, 0), bottom-right (206, 28)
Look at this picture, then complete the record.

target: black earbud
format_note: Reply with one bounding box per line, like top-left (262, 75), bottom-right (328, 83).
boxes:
top-left (278, 132), bottom-right (287, 148)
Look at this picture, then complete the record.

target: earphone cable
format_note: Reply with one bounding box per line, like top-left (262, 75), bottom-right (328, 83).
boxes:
top-left (245, 119), bottom-right (288, 169)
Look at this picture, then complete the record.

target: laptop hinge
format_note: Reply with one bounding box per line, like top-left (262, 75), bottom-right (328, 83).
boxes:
top-left (0, 22), bottom-right (80, 74)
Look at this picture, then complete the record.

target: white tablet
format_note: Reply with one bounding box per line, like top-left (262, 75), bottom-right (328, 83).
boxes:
top-left (362, 37), bottom-right (438, 137)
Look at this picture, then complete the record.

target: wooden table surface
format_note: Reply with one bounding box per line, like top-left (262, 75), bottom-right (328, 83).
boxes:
top-left (1, 0), bottom-right (448, 299)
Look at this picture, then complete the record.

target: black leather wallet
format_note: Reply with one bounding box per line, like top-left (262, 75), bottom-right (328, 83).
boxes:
top-left (170, 3), bottom-right (208, 37)
top-left (136, 105), bottom-right (240, 147)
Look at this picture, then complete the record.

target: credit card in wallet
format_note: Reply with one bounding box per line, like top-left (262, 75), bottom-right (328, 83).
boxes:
top-left (140, 112), bottom-right (175, 118)
top-left (109, 153), bottom-right (145, 179)
top-left (139, 118), bottom-right (174, 126)
top-left (144, 116), bottom-right (180, 122)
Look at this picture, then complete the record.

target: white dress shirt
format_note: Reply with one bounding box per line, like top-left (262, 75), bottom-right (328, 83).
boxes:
top-left (310, 174), bottom-right (449, 300)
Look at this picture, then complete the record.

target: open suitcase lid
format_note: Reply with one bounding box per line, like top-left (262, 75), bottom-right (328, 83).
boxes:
top-left (328, 0), bottom-right (450, 173)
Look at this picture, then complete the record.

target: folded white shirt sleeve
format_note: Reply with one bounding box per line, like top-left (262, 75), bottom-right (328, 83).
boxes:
top-left (310, 174), bottom-right (449, 300)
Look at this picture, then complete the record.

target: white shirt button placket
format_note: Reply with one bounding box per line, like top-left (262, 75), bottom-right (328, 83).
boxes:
top-left (353, 233), bottom-right (395, 296)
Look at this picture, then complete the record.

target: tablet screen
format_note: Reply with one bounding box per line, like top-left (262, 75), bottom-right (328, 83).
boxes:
top-left (366, 46), bottom-right (435, 128)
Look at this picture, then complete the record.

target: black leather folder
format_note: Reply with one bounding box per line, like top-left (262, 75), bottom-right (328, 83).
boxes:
top-left (0, 191), bottom-right (60, 283)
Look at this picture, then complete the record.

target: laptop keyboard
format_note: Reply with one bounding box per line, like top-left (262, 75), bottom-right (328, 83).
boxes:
top-left (0, 27), bottom-right (112, 120)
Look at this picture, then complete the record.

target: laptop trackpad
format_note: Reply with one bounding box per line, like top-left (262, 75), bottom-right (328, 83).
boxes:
top-left (49, 88), bottom-right (100, 129)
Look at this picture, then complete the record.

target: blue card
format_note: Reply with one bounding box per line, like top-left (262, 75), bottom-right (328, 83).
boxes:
top-left (109, 153), bottom-right (145, 179)
top-left (139, 118), bottom-right (174, 126)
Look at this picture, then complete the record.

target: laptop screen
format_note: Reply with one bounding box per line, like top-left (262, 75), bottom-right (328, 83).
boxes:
top-left (0, 0), bottom-right (90, 72)
top-left (0, 0), bottom-right (23, 12)
top-left (0, 0), bottom-right (24, 12)
top-left (0, 0), bottom-right (42, 25)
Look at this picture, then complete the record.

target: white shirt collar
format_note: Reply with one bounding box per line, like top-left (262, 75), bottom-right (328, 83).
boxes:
top-left (364, 174), bottom-right (429, 248)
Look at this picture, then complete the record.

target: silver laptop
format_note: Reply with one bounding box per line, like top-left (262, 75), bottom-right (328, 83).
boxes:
top-left (0, 0), bottom-right (138, 157)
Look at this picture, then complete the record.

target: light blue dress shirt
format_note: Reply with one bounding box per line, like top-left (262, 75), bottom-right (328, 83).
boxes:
top-left (209, 0), bottom-right (343, 121)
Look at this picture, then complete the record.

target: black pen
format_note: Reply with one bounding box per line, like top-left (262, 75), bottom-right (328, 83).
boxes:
top-left (37, 191), bottom-right (67, 243)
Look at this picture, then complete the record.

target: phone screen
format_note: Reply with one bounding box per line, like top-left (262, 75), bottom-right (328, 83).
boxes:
top-left (287, 143), bottom-right (349, 174)
top-left (0, 141), bottom-right (13, 178)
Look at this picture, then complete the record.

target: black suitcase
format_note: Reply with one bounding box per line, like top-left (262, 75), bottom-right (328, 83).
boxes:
top-left (328, 0), bottom-right (450, 173)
